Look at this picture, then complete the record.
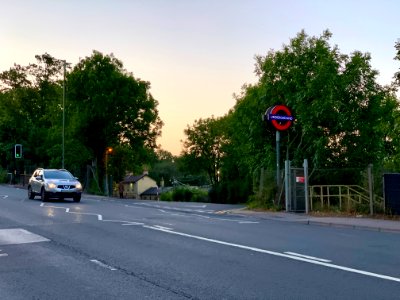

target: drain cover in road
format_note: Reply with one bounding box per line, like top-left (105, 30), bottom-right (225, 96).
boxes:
top-left (0, 229), bottom-right (50, 245)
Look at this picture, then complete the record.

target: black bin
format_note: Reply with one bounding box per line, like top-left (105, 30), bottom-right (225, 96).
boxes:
top-left (383, 174), bottom-right (400, 215)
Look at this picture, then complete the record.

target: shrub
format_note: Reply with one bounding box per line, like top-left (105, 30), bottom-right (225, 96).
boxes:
top-left (0, 168), bottom-right (9, 183)
top-left (160, 187), bottom-right (208, 202)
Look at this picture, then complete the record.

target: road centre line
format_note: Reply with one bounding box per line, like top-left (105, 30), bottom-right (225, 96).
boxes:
top-left (40, 203), bottom-right (147, 226)
top-left (284, 251), bottom-right (332, 263)
top-left (90, 259), bottom-right (117, 271)
top-left (156, 207), bottom-right (258, 223)
top-left (145, 226), bottom-right (400, 283)
top-left (40, 203), bottom-right (103, 220)
top-left (153, 225), bottom-right (173, 231)
top-left (133, 203), bottom-right (215, 214)
top-left (121, 222), bottom-right (145, 226)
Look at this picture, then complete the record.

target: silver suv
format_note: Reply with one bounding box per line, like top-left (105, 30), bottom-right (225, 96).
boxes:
top-left (28, 168), bottom-right (83, 202)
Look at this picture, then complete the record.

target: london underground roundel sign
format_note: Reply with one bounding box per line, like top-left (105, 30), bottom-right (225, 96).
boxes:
top-left (265, 104), bottom-right (293, 131)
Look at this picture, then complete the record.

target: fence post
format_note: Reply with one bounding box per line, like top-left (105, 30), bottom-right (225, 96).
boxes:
top-left (368, 164), bottom-right (374, 215)
top-left (304, 159), bottom-right (309, 214)
top-left (285, 160), bottom-right (290, 212)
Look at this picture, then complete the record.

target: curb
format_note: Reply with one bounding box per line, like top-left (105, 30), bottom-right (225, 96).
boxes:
top-left (306, 220), bottom-right (400, 233)
top-left (227, 209), bottom-right (400, 234)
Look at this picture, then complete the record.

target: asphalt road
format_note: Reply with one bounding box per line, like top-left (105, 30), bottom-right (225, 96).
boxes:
top-left (0, 185), bottom-right (399, 299)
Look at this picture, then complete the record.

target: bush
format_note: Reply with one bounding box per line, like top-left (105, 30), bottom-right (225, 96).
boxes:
top-left (160, 187), bottom-right (209, 202)
top-left (0, 168), bottom-right (8, 183)
top-left (208, 179), bottom-right (251, 204)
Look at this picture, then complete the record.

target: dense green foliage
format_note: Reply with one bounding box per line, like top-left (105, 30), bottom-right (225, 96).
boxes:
top-left (182, 30), bottom-right (400, 205)
top-left (1, 31), bottom-right (399, 207)
top-left (182, 116), bottom-right (229, 185)
top-left (0, 51), bottom-right (162, 189)
top-left (160, 187), bottom-right (209, 202)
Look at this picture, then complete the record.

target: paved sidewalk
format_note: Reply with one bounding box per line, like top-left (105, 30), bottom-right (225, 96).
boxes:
top-left (228, 209), bottom-right (400, 233)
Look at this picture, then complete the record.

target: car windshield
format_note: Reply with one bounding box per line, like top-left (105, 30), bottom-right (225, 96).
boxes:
top-left (44, 170), bottom-right (74, 180)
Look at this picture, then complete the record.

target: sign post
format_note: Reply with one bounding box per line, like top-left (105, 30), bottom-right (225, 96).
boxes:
top-left (264, 104), bottom-right (293, 187)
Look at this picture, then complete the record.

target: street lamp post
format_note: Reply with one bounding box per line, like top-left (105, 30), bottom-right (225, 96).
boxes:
top-left (105, 147), bottom-right (113, 196)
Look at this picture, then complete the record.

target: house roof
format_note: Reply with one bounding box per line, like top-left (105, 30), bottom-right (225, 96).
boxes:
top-left (123, 174), bottom-right (146, 183)
top-left (140, 187), bottom-right (161, 196)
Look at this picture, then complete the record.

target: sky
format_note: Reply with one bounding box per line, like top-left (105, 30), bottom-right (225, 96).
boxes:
top-left (1, 0), bottom-right (399, 155)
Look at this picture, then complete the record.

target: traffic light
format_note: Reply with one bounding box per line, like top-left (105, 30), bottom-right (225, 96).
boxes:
top-left (14, 144), bottom-right (22, 158)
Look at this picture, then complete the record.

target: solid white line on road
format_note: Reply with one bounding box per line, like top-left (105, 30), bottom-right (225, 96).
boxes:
top-left (284, 251), bottom-right (332, 263)
top-left (38, 203), bottom-right (399, 283)
top-left (145, 226), bottom-right (400, 283)
top-left (153, 225), bottom-right (173, 231)
top-left (0, 250), bottom-right (8, 257)
top-left (90, 259), bottom-right (117, 271)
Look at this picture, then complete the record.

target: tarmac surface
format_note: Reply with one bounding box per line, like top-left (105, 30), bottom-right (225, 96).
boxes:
top-left (228, 209), bottom-right (400, 233)
top-left (7, 184), bottom-right (400, 234)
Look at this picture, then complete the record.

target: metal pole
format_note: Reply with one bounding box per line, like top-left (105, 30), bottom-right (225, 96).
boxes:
top-left (368, 164), bottom-right (374, 215)
top-left (62, 60), bottom-right (66, 169)
top-left (285, 160), bottom-right (290, 212)
top-left (304, 159), bottom-right (309, 214)
top-left (276, 131), bottom-right (280, 187)
top-left (105, 152), bottom-right (109, 196)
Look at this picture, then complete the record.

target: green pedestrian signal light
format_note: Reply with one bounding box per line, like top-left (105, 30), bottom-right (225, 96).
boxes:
top-left (15, 144), bottom-right (22, 158)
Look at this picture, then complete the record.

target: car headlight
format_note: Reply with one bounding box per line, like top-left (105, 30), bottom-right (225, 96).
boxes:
top-left (76, 182), bottom-right (82, 190)
top-left (47, 182), bottom-right (57, 189)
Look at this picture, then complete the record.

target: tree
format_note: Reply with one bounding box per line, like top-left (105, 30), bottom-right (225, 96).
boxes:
top-left (148, 149), bottom-right (177, 187)
top-left (220, 30), bottom-right (399, 204)
top-left (230, 30), bottom-right (397, 169)
top-left (67, 51), bottom-right (163, 185)
top-left (0, 54), bottom-right (68, 171)
top-left (395, 39), bottom-right (400, 85)
top-left (0, 51), bottom-right (163, 189)
top-left (182, 116), bottom-right (228, 185)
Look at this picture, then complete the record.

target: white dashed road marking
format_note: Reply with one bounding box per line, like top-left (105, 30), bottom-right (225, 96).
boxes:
top-left (90, 259), bottom-right (117, 271)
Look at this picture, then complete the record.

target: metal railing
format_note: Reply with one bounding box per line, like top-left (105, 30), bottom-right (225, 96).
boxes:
top-left (309, 185), bottom-right (384, 211)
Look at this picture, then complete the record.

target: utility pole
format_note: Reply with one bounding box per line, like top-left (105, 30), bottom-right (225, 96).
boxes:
top-left (62, 60), bottom-right (66, 169)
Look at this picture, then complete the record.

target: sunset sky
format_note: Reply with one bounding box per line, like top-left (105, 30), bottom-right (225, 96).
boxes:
top-left (1, 0), bottom-right (399, 155)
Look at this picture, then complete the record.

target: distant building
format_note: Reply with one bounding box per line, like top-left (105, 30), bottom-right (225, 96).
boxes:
top-left (116, 172), bottom-right (158, 199)
top-left (140, 186), bottom-right (162, 200)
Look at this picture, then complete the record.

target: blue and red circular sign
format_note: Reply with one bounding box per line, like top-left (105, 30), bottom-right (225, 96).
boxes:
top-left (265, 104), bottom-right (293, 131)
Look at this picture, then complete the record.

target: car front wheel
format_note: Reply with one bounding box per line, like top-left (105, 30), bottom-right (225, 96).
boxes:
top-left (28, 186), bottom-right (35, 200)
top-left (73, 194), bottom-right (81, 202)
top-left (41, 188), bottom-right (48, 202)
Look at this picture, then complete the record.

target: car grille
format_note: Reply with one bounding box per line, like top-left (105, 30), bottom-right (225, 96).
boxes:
top-left (57, 185), bottom-right (76, 189)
